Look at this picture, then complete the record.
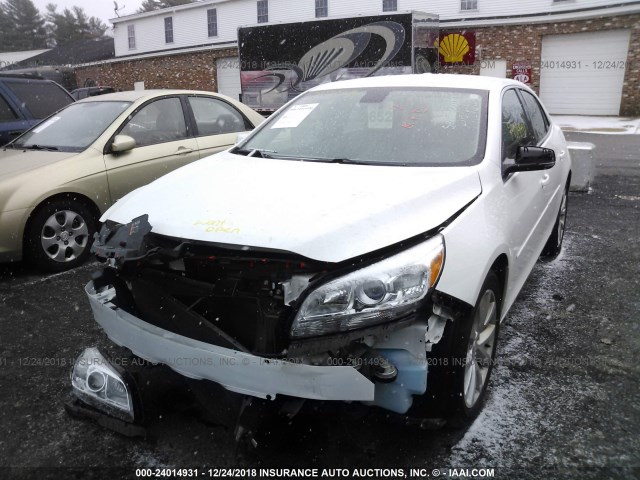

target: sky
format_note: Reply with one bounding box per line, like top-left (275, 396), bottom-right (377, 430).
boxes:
top-left (31, 0), bottom-right (145, 25)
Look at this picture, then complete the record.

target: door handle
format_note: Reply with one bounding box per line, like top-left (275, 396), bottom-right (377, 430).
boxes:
top-left (540, 174), bottom-right (550, 186)
top-left (175, 146), bottom-right (193, 155)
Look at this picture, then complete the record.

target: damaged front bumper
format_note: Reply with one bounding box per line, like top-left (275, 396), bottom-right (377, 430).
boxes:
top-left (85, 281), bottom-right (375, 402)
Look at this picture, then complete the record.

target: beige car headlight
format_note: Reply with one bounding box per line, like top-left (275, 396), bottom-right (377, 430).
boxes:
top-left (291, 235), bottom-right (445, 338)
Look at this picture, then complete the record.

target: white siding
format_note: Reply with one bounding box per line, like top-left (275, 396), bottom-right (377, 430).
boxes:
top-left (112, 0), bottom-right (639, 57)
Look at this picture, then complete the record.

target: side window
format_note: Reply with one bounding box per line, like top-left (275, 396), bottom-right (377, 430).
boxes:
top-left (188, 97), bottom-right (247, 135)
top-left (0, 95), bottom-right (19, 122)
top-left (519, 90), bottom-right (549, 144)
top-left (502, 89), bottom-right (534, 160)
top-left (121, 97), bottom-right (188, 147)
top-left (4, 81), bottom-right (73, 119)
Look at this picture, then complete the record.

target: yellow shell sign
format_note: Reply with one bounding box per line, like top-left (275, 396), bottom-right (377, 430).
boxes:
top-left (437, 32), bottom-right (476, 64)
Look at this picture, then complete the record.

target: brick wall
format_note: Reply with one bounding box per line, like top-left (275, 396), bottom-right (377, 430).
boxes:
top-left (440, 13), bottom-right (640, 115)
top-left (75, 47), bottom-right (238, 93)
top-left (77, 13), bottom-right (640, 115)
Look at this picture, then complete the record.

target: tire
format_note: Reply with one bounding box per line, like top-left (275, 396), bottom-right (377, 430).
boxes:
top-left (25, 198), bottom-right (97, 272)
top-left (541, 184), bottom-right (569, 259)
top-left (416, 272), bottom-right (501, 421)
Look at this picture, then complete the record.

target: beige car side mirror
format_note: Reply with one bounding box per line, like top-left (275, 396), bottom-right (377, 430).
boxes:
top-left (111, 134), bottom-right (137, 153)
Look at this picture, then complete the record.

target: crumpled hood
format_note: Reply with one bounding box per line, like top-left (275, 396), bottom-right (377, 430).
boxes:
top-left (0, 148), bottom-right (77, 181)
top-left (103, 151), bottom-right (482, 262)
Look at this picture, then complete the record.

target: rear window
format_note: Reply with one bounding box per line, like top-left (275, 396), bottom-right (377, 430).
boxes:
top-left (4, 80), bottom-right (73, 119)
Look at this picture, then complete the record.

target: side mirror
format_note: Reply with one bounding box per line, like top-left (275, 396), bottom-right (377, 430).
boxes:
top-left (111, 134), bottom-right (136, 153)
top-left (503, 146), bottom-right (556, 177)
top-left (235, 131), bottom-right (250, 145)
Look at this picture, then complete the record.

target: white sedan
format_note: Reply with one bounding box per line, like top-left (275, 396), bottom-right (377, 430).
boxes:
top-left (72, 74), bottom-right (571, 426)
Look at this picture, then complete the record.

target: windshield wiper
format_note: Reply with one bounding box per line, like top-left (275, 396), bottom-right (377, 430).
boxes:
top-left (233, 147), bottom-right (276, 158)
top-left (293, 156), bottom-right (381, 165)
top-left (21, 144), bottom-right (59, 151)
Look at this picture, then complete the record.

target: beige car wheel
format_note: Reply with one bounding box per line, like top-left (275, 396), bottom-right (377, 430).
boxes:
top-left (26, 198), bottom-right (97, 272)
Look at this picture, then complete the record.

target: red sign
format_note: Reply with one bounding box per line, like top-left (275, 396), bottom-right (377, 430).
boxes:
top-left (512, 63), bottom-right (532, 84)
top-left (438, 31), bottom-right (476, 65)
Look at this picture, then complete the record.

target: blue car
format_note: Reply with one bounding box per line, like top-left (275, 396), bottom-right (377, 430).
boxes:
top-left (0, 75), bottom-right (74, 146)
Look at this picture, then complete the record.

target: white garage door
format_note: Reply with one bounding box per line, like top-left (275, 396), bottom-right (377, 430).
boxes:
top-left (216, 57), bottom-right (241, 101)
top-left (539, 30), bottom-right (630, 115)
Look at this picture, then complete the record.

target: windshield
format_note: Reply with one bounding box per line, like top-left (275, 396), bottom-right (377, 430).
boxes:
top-left (239, 87), bottom-right (488, 166)
top-left (12, 101), bottom-right (132, 152)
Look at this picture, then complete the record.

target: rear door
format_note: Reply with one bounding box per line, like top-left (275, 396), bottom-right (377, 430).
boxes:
top-left (186, 95), bottom-right (254, 158)
top-left (103, 95), bottom-right (200, 201)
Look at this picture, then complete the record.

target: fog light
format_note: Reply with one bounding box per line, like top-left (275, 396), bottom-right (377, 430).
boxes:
top-left (71, 347), bottom-right (135, 421)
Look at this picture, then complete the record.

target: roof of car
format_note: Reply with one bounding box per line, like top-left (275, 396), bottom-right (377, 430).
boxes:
top-left (75, 89), bottom-right (224, 103)
top-left (313, 73), bottom-right (525, 92)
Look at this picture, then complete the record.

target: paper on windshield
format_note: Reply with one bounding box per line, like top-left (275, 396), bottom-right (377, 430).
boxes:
top-left (271, 104), bottom-right (318, 129)
top-left (32, 116), bottom-right (61, 133)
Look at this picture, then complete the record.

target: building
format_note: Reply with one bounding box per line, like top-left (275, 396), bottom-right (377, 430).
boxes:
top-left (75, 0), bottom-right (640, 115)
top-left (3, 38), bottom-right (115, 91)
top-left (0, 49), bottom-right (50, 69)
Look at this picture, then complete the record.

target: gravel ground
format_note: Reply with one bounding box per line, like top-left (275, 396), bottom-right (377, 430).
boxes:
top-left (0, 133), bottom-right (638, 480)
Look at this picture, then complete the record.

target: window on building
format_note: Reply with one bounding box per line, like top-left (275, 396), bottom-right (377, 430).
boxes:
top-left (257, 0), bottom-right (268, 23)
top-left (315, 0), bottom-right (328, 18)
top-left (165, 17), bottom-right (174, 43)
top-left (461, 0), bottom-right (478, 10)
top-left (207, 8), bottom-right (218, 37)
top-left (127, 24), bottom-right (136, 49)
top-left (382, 0), bottom-right (397, 12)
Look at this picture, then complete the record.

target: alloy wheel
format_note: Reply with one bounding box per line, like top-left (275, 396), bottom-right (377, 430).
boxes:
top-left (40, 210), bottom-right (90, 262)
top-left (463, 289), bottom-right (498, 409)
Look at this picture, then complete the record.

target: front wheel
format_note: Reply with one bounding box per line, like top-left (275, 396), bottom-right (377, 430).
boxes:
top-left (25, 198), bottom-right (97, 272)
top-left (417, 272), bottom-right (501, 421)
top-left (456, 275), bottom-right (501, 418)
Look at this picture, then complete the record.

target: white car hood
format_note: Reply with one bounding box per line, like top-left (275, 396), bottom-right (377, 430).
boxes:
top-left (103, 151), bottom-right (482, 262)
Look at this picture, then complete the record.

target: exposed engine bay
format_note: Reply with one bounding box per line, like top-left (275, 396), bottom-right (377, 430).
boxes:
top-left (78, 215), bottom-right (452, 430)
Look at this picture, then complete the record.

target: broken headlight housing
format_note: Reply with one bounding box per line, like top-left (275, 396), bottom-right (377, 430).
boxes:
top-left (291, 235), bottom-right (445, 338)
top-left (71, 347), bottom-right (135, 421)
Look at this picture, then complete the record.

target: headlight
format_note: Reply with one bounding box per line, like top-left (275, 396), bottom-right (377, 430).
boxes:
top-left (290, 235), bottom-right (445, 338)
top-left (71, 347), bottom-right (135, 421)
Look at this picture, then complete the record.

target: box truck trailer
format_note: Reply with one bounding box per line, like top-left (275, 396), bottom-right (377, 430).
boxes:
top-left (237, 11), bottom-right (439, 113)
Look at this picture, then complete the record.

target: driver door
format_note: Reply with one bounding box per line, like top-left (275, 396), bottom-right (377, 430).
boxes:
top-left (501, 89), bottom-right (549, 290)
top-left (104, 96), bottom-right (200, 202)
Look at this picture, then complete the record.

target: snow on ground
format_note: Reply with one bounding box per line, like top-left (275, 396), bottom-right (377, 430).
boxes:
top-left (551, 116), bottom-right (640, 135)
top-left (446, 236), bottom-right (599, 470)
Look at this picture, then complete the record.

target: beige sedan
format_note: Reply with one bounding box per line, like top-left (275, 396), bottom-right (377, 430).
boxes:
top-left (0, 89), bottom-right (264, 271)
